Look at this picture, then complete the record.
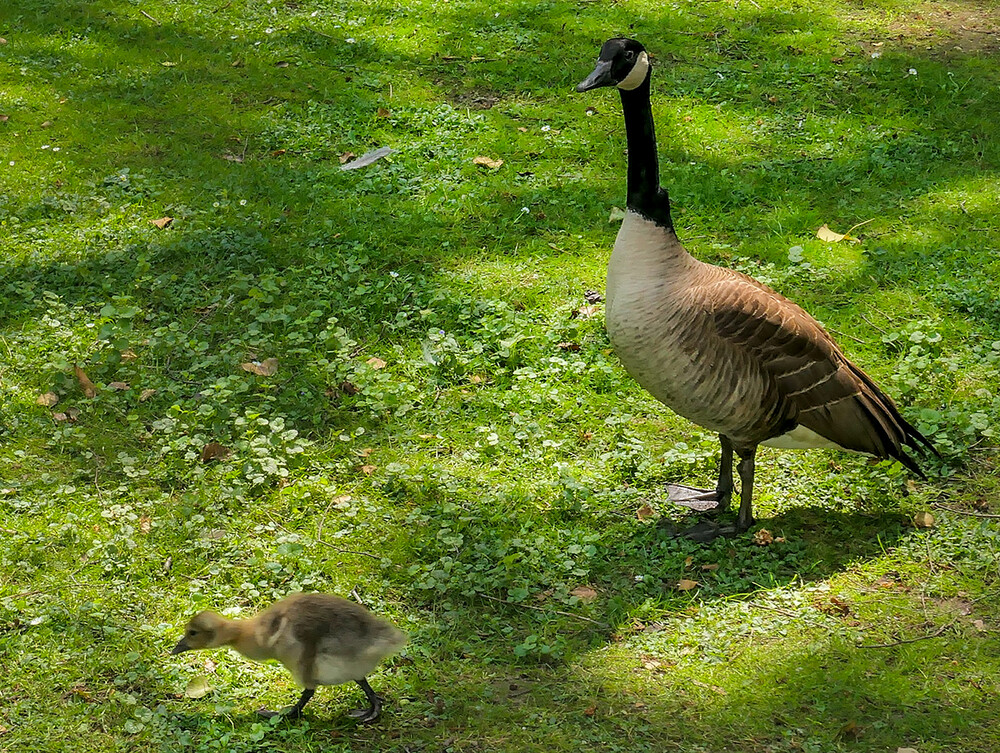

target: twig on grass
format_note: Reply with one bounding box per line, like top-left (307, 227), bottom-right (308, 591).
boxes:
top-left (139, 9), bottom-right (161, 24)
top-left (856, 617), bottom-right (960, 649)
top-left (934, 503), bottom-right (1000, 520)
top-left (479, 593), bottom-right (608, 628)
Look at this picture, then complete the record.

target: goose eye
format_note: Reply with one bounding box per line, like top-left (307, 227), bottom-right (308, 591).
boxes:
top-left (624, 50), bottom-right (635, 61)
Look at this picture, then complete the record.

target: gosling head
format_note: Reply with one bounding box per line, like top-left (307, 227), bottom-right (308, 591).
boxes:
top-left (576, 38), bottom-right (650, 93)
top-left (171, 611), bottom-right (230, 654)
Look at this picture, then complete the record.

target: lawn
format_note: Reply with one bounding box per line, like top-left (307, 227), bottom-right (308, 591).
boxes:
top-left (1, 0), bottom-right (999, 751)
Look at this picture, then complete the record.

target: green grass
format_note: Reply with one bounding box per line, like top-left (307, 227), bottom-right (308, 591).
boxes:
top-left (2, 0), bottom-right (1000, 751)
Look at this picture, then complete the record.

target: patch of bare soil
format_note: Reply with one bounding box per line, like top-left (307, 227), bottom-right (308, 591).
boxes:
top-left (886, 1), bottom-right (1000, 59)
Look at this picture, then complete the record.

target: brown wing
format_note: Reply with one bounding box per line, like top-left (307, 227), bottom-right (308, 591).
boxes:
top-left (708, 269), bottom-right (934, 473)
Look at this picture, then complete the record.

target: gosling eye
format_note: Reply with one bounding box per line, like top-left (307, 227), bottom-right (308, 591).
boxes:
top-left (187, 629), bottom-right (198, 637)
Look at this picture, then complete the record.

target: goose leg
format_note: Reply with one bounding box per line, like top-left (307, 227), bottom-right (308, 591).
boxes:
top-left (667, 435), bottom-right (734, 511)
top-left (347, 677), bottom-right (384, 723)
top-left (734, 445), bottom-right (757, 532)
top-left (258, 688), bottom-right (314, 720)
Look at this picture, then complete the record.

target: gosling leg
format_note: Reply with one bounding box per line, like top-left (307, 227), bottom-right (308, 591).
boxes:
top-left (258, 688), bottom-right (314, 720)
top-left (347, 677), bottom-right (384, 723)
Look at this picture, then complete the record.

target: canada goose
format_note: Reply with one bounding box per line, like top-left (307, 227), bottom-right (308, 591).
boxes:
top-left (172, 592), bottom-right (407, 722)
top-left (577, 38), bottom-right (936, 537)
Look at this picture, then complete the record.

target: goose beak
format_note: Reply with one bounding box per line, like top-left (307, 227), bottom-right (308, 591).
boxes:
top-left (171, 637), bottom-right (191, 655)
top-left (576, 60), bottom-right (615, 92)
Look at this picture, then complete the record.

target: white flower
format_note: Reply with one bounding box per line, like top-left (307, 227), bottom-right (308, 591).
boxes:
top-left (541, 125), bottom-right (551, 132)
top-left (239, 199), bottom-right (247, 206)
top-left (265, 27), bottom-right (274, 34)
top-left (346, 37), bottom-right (356, 44)
top-left (52, 147), bottom-right (60, 152)
top-left (520, 206), bottom-right (529, 213)
top-left (8, 161), bottom-right (13, 166)
top-left (41, 144), bottom-right (50, 149)
top-left (389, 271), bottom-right (399, 278)
top-left (908, 68), bottom-right (917, 76)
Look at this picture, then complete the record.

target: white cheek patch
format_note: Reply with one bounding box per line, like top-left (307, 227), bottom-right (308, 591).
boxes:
top-left (616, 51), bottom-right (650, 91)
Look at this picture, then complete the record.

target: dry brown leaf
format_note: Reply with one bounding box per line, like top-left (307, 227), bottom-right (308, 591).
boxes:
top-left (109, 381), bottom-right (129, 391)
top-left (570, 585), bottom-right (598, 602)
top-left (150, 216), bottom-right (173, 229)
top-left (121, 349), bottom-right (138, 361)
top-left (241, 357), bottom-right (278, 376)
top-left (40, 120), bottom-right (52, 128)
top-left (753, 528), bottom-right (774, 546)
top-left (52, 412), bottom-right (69, 422)
top-left (469, 374), bottom-right (484, 384)
top-left (358, 447), bottom-right (375, 458)
top-left (636, 504), bottom-right (655, 521)
top-left (517, 126), bottom-right (528, 132)
top-left (556, 341), bottom-right (581, 351)
top-left (583, 705), bottom-right (596, 717)
top-left (161, 61), bottom-right (177, 67)
top-left (366, 356), bottom-right (387, 369)
top-left (0, 115), bottom-right (8, 122)
top-left (338, 151), bottom-right (356, 164)
top-left (677, 579), bottom-right (699, 591)
top-left (573, 304), bottom-right (600, 320)
top-left (200, 442), bottom-right (232, 463)
top-left (270, 149), bottom-right (286, 156)
top-left (140, 388), bottom-right (157, 402)
top-left (913, 511), bottom-right (935, 528)
top-left (37, 392), bottom-right (59, 407)
top-left (360, 464), bottom-right (377, 475)
top-left (0, 38), bottom-right (7, 44)
top-left (972, 619), bottom-right (986, 632)
top-left (701, 563), bottom-right (719, 572)
top-left (338, 380), bottom-right (360, 395)
top-left (139, 516), bottom-right (152, 533)
top-left (816, 224), bottom-right (847, 243)
top-left (377, 107), bottom-right (391, 118)
top-left (221, 153), bottom-right (243, 163)
top-left (473, 155), bottom-right (503, 170)
top-left (74, 365), bottom-right (98, 398)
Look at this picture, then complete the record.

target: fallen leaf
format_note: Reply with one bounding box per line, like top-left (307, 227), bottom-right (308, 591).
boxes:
top-left (275, 60), bottom-right (290, 68)
top-left (65, 407), bottom-right (80, 421)
top-left (184, 675), bottom-right (212, 699)
top-left (767, 95), bottom-right (778, 104)
top-left (677, 579), bottom-right (699, 591)
top-left (583, 705), bottom-right (597, 717)
top-left (121, 349), bottom-right (138, 361)
top-left (701, 563), bottom-right (720, 572)
top-left (906, 479), bottom-right (918, 493)
top-left (556, 341), bottom-right (581, 351)
top-left (573, 304), bottom-right (600, 320)
top-left (752, 528), bottom-right (774, 546)
top-left (360, 464), bottom-right (377, 475)
top-left (139, 516), bottom-right (152, 533)
top-left (161, 61), bottom-right (177, 67)
top-left (150, 216), bottom-right (173, 229)
top-left (972, 619), bottom-right (986, 632)
top-left (40, 120), bottom-right (52, 128)
top-left (231, 59), bottom-right (244, 67)
top-left (0, 38), bottom-right (7, 44)
top-left (358, 447), bottom-right (375, 458)
top-left (473, 155), bottom-right (503, 169)
top-left (37, 392), bottom-right (59, 407)
top-left (200, 442), bottom-right (232, 463)
top-left (74, 365), bottom-right (98, 398)
top-left (340, 146), bottom-right (393, 171)
top-left (377, 107), bottom-right (391, 118)
top-left (832, 56), bottom-right (845, 64)
top-left (469, 374), bottom-right (484, 384)
top-left (241, 357), bottom-right (278, 376)
top-left (608, 206), bottom-right (627, 223)
top-left (221, 153), bottom-right (243, 162)
top-left (517, 126), bottom-right (528, 132)
top-left (816, 224), bottom-right (847, 243)
top-left (140, 388), bottom-right (157, 402)
top-left (109, 381), bottom-right (129, 391)
top-left (203, 658), bottom-right (217, 673)
top-left (913, 511), bottom-right (935, 528)
top-left (635, 504), bottom-right (655, 522)
top-left (0, 115), bottom-right (8, 122)
top-left (52, 412), bottom-right (68, 422)
top-left (684, 556), bottom-right (693, 567)
top-left (366, 356), bottom-right (387, 369)
top-left (338, 380), bottom-right (360, 395)
top-left (570, 585), bottom-right (598, 602)
top-left (338, 151), bottom-right (356, 164)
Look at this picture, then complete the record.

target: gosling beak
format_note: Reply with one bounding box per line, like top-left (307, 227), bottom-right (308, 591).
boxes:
top-left (576, 60), bottom-right (615, 92)
top-left (171, 637), bottom-right (191, 655)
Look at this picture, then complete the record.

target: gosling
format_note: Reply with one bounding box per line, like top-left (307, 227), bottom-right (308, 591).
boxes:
top-left (172, 592), bottom-right (407, 722)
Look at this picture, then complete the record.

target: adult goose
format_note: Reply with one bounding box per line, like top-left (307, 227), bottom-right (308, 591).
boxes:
top-left (576, 38), bottom-right (936, 537)
top-left (173, 592), bottom-right (407, 722)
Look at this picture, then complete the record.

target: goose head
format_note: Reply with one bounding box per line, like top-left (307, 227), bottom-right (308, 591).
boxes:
top-left (576, 38), bottom-right (650, 93)
top-left (172, 610), bottom-right (230, 654)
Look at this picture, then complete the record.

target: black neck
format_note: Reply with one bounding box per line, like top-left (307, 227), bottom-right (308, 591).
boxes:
top-left (618, 72), bottom-right (673, 229)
